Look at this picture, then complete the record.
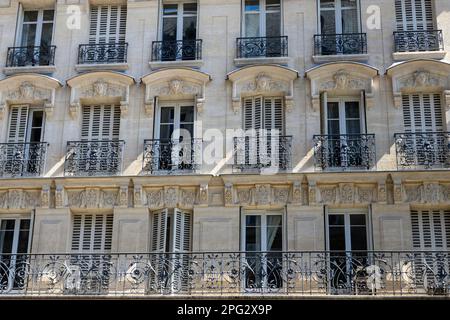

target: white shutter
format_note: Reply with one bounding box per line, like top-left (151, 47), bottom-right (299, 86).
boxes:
top-left (89, 5), bottom-right (127, 44)
top-left (395, 0), bottom-right (433, 31)
top-left (172, 209), bottom-right (191, 253)
top-left (402, 93), bottom-right (443, 132)
top-left (263, 97), bottom-right (283, 132)
top-left (8, 105), bottom-right (29, 143)
top-left (411, 209), bottom-right (450, 250)
top-left (71, 213), bottom-right (113, 252)
top-left (243, 97), bottom-right (284, 132)
top-left (151, 209), bottom-right (168, 252)
top-left (81, 105), bottom-right (121, 140)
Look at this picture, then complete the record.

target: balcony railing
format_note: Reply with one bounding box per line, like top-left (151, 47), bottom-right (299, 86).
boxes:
top-left (78, 43), bottom-right (128, 64)
top-left (314, 33), bottom-right (367, 55)
top-left (6, 45), bottom-right (56, 67)
top-left (0, 251), bottom-right (449, 296)
top-left (142, 139), bottom-right (202, 175)
top-left (151, 39), bottom-right (202, 62)
top-left (236, 36), bottom-right (288, 59)
top-left (394, 30), bottom-right (444, 52)
top-left (64, 140), bottom-right (125, 177)
top-left (313, 134), bottom-right (376, 170)
top-left (233, 135), bottom-right (292, 173)
top-left (0, 142), bottom-right (48, 177)
top-left (394, 132), bottom-right (450, 170)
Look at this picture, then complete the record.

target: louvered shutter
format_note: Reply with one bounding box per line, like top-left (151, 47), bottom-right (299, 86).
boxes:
top-left (71, 213), bottom-right (113, 252)
top-left (89, 5), bottom-right (127, 44)
top-left (411, 209), bottom-right (450, 250)
top-left (243, 96), bottom-right (263, 132)
top-left (395, 0), bottom-right (434, 31)
top-left (81, 105), bottom-right (121, 140)
top-left (172, 209), bottom-right (191, 253)
top-left (402, 93), bottom-right (443, 132)
top-left (8, 106), bottom-right (29, 143)
top-left (263, 97), bottom-right (283, 132)
top-left (151, 209), bottom-right (168, 252)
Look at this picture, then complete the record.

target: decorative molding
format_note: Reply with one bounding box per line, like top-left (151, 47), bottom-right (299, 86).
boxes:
top-left (199, 184), bottom-right (208, 206)
top-left (134, 185), bottom-right (143, 207)
top-left (224, 183), bottom-right (233, 206)
top-left (67, 188), bottom-right (118, 208)
top-left (0, 189), bottom-right (40, 209)
top-left (55, 185), bottom-right (65, 208)
top-left (378, 183), bottom-right (387, 204)
top-left (291, 181), bottom-right (302, 204)
top-left (319, 186), bottom-right (337, 204)
top-left (118, 185), bottom-right (128, 207)
top-left (146, 188), bottom-right (164, 209)
top-left (273, 186), bottom-right (289, 205)
top-left (41, 185), bottom-right (50, 209)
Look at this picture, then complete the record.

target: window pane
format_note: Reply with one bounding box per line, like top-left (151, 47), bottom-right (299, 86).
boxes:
top-left (160, 107), bottom-right (175, 123)
top-left (163, 4), bottom-right (178, 15)
top-left (350, 226), bottom-right (367, 251)
top-left (320, 0), bottom-right (335, 9)
top-left (0, 220), bottom-right (15, 254)
top-left (245, 0), bottom-right (260, 12)
top-left (159, 124), bottom-right (174, 140)
top-left (246, 215), bottom-right (261, 252)
top-left (266, 12), bottom-right (281, 37)
top-left (245, 13), bottom-right (260, 37)
top-left (23, 11), bottom-right (38, 22)
top-left (327, 102), bottom-right (340, 118)
top-left (342, 8), bottom-right (358, 33)
top-left (21, 24), bottom-right (37, 46)
top-left (180, 106), bottom-right (194, 123)
top-left (345, 102), bottom-right (360, 119)
top-left (183, 3), bottom-right (197, 15)
top-left (345, 120), bottom-right (361, 134)
top-left (163, 17), bottom-right (177, 40)
top-left (329, 226), bottom-right (345, 250)
top-left (41, 23), bottom-right (53, 46)
top-left (350, 214), bottom-right (366, 226)
top-left (43, 10), bottom-right (54, 21)
top-left (266, 215), bottom-right (282, 251)
top-left (328, 214), bottom-right (344, 226)
top-left (266, 0), bottom-right (281, 11)
top-left (246, 215), bottom-right (261, 227)
top-left (327, 120), bottom-right (340, 135)
top-left (183, 16), bottom-right (197, 40)
top-left (320, 10), bottom-right (336, 34)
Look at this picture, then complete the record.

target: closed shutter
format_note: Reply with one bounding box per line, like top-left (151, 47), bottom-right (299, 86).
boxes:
top-left (172, 209), bottom-right (191, 253)
top-left (81, 105), bottom-right (121, 140)
top-left (71, 213), bottom-right (113, 252)
top-left (411, 209), bottom-right (450, 250)
top-left (8, 105), bottom-right (29, 143)
top-left (243, 96), bottom-right (263, 131)
top-left (151, 209), bottom-right (168, 252)
top-left (402, 93), bottom-right (443, 132)
top-left (395, 0), bottom-right (434, 31)
top-left (89, 5), bottom-right (127, 44)
top-left (243, 97), bottom-right (284, 131)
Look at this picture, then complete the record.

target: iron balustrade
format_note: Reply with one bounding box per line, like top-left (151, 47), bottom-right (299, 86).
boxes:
top-left (151, 39), bottom-right (202, 61)
top-left (314, 33), bottom-right (367, 55)
top-left (233, 135), bottom-right (292, 173)
top-left (142, 139), bottom-right (202, 174)
top-left (313, 134), bottom-right (376, 171)
top-left (6, 45), bottom-right (56, 67)
top-left (78, 43), bottom-right (128, 64)
top-left (0, 142), bottom-right (48, 177)
top-left (236, 36), bottom-right (288, 59)
top-left (394, 30), bottom-right (444, 52)
top-left (394, 132), bottom-right (450, 170)
top-left (64, 140), bottom-right (125, 177)
top-left (0, 251), bottom-right (449, 296)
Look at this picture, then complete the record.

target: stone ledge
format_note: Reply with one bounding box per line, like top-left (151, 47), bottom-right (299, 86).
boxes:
top-left (312, 54), bottom-right (369, 63)
top-left (234, 56), bottom-right (290, 66)
top-left (392, 50), bottom-right (447, 61)
top-left (149, 60), bottom-right (204, 70)
top-left (3, 65), bottom-right (56, 75)
top-left (74, 63), bottom-right (129, 72)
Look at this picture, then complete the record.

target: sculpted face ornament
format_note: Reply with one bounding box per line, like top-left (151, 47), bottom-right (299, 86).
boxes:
top-left (93, 80), bottom-right (108, 96)
top-left (414, 71), bottom-right (430, 87)
top-left (333, 70), bottom-right (349, 90)
top-left (169, 79), bottom-right (183, 95)
top-left (255, 73), bottom-right (272, 92)
top-left (19, 82), bottom-right (35, 99)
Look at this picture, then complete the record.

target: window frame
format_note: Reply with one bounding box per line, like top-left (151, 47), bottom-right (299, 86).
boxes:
top-left (241, 0), bottom-right (283, 37)
top-left (16, 8), bottom-right (55, 47)
top-left (323, 96), bottom-right (366, 135)
top-left (159, 0), bottom-right (199, 41)
top-left (317, 0), bottom-right (361, 34)
top-left (154, 100), bottom-right (196, 141)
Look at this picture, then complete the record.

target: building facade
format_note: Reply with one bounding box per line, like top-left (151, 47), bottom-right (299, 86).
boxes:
top-left (0, 0), bottom-right (449, 297)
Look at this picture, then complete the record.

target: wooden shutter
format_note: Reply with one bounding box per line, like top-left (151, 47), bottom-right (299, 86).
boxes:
top-left (151, 209), bottom-right (168, 252)
top-left (243, 96), bottom-right (263, 131)
top-left (89, 5), bottom-right (127, 44)
top-left (395, 0), bottom-right (433, 31)
top-left (402, 93), bottom-right (443, 132)
top-left (263, 97), bottom-right (284, 132)
top-left (81, 105), bottom-right (121, 140)
top-left (411, 209), bottom-right (450, 250)
top-left (71, 213), bottom-right (113, 252)
top-left (243, 97), bottom-right (283, 131)
top-left (8, 105), bottom-right (29, 143)
top-left (172, 209), bottom-right (192, 253)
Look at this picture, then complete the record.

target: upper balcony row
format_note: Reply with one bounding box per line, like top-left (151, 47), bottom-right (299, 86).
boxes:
top-left (3, 1), bottom-right (447, 74)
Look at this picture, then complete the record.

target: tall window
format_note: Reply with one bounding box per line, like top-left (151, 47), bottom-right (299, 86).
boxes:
top-left (243, 96), bottom-right (284, 133)
top-left (19, 9), bottom-right (54, 47)
top-left (89, 5), bottom-right (127, 44)
top-left (81, 105), bottom-right (121, 141)
top-left (395, 0), bottom-right (434, 31)
top-left (243, 0), bottom-right (281, 38)
top-left (319, 0), bottom-right (360, 34)
top-left (71, 214), bottom-right (114, 253)
top-left (402, 93), bottom-right (443, 133)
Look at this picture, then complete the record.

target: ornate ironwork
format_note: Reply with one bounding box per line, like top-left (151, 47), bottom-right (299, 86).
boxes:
top-left (0, 251), bottom-right (449, 296)
top-left (314, 33), bottom-right (367, 55)
top-left (233, 135), bottom-right (292, 173)
top-left (394, 30), bottom-right (444, 52)
top-left (6, 45), bottom-right (56, 67)
top-left (0, 142), bottom-right (48, 177)
top-left (143, 139), bottom-right (202, 174)
top-left (78, 43), bottom-right (128, 64)
top-left (394, 132), bottom-right (450, 170)
top-left (64, 140), bottom-right (125, 177)
top-left (313, 134), bottom-right (376, 170)
top-left (236, 36), bottom-right (288, 59)
top-left (151, 40), bottom-right (202, 61)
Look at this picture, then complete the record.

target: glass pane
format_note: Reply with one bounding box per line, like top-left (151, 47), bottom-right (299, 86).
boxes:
top-left (342, 8), bottom-right (358, 33)
top-left (327, 102), bottom-right (340, 118)
top-left (327, 120), bottom-right (340, 135)
top-left (329, 226), bottom-right (346, 251)
top-left (320, 0), bottom-right (335, 9)
top-left (183, 16), bottom-right (197, 40)
top-left (23, 11), bottom-right (38, 22)
top-left (180, 106), bottom-right (194, 123)
top-left (329, 214), bottom-right (345, 226)
top-left (17, 219), bottom-right (30, 254)
top-left (43, 10), bottom-right (54, 21)
top-left (320, 10), bottom-right (336, 34)
top-left (40, 23), bottom-right (53, 46)
top-left (160, 107), bottom-right (175, 124)
top-left (341, 0), bottom-right (357, 8)
top-left (29, 128), bottom-right (42, 143)
top-left (183, 3), bottom-right (197, 15)
top-left (350, 214), bottom-right (366, 226)
top-left (345, 102), bottom-right (360, 119)
top-left (266, 12), bottom-right (281, 37)
top-left (163, 17), bottom-right (177, 40)
top-left (160, 124), bottom-right (174, 140)
top-left (350, 226), bottom-right (367, 251)
top-left (21, 24), bottom-right (37, 46)
top-left (266, 215), bottom-right (282, 251)
top-left (245, 13), bottom-right (260, 37)
top-left (245, 0), bottom-right (260, 12)
top-left (163, 4), bottom-right (178, 15)
top-left (245, 215), bottom-right (261, 252)
top-left (0, 220), bottom-right (15, 254)
top-left (266, 0), bottom-right (281, 11)
top-left (31, 111), bottom-right (44, 127)
top-left (345, 120), bottom-right (361, 135)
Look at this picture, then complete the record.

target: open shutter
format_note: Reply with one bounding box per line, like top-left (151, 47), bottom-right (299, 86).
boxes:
top-left (395, 0), bottom-right (433, 31)
top-left (71, 214), bottom-right (113, 252)
top-left (151, 209), bottom-right (168, 252)
top-left (172, 209), bottom-right (191, 253)
top-left (89, 5), bottom-right (127, 44)
top-left (243, 96), bottom-right (263, 132)
top-left (8, 105), bottom-right (29, 143)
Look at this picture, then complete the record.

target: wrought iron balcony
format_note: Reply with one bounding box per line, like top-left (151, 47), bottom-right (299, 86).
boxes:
top-left (6, 45), bottom-right (56, 67)
top-left (236, 36), bottom-right (288, 59)
top-left (142, 139), bottom-right (202, 175)
top-left (64, 140), bottom-right (125, 177)
top-left (233, 135), bottom-right (292, 173)
top-left (0, 251), bottom-right (449, 296)
top-left (0, 142), bottom-right (48, 177)
top-left (151, 39), bottom-right (202, 62)
top-left (313, 134), bottom-right (376, 171)
top-left (78, 43), bottom-right (128, 64)
top-left (394, 132), bottom-right (450, 170)
top-left (314, 33), bottom-right (367, 55)
top-left (394, 30), bottom-right (444, 52)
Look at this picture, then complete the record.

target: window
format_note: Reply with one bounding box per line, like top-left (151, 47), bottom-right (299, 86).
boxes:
top-left (0, 218), bottom-right (31, 291)
top-left (243, 0), bottom-right (281, 38)
top-left (71, 214), bottom-right (114, 253)
top-left (241, 211), bottom-right (283, 289)
top-left (81, 105), bottom-right (121, 141)
top-left (319, 0), bottom-right (360, 34)
top-left (243, 96), bottom-right (284, 132)
top-left (395, 0), bottom-right (434, 31)
top-left (19, 9), bottom-right (54, 47)
top-left (402, 93), bottom-right (443, 132)
top-left (89, 5), bottom-right (127, 44)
